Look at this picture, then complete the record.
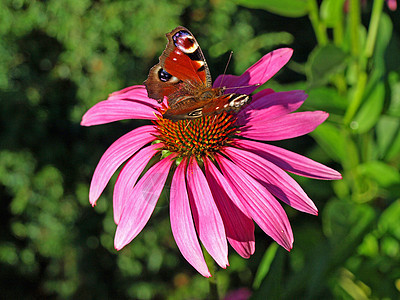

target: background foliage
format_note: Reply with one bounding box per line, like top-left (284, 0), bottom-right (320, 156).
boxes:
top-left (1, 0), bottom-right (399, 299)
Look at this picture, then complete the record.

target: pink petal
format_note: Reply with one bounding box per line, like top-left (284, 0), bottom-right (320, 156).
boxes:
top-left (215, 154), bottom-right (293, 251)
top-left (186, 158), bottom-right (229, 268)
top-left (237, 90), bottom-right (307, 126)
top-left (113, 143), bottom-right (161, 224)
top-left (204, 157), bottom-right (255, 258)
top-left (387, 0), bottom-right (397, 10)
top-left (233, 139), bottom-right (342, 180)
top-left (81, 99), bottom-right (159, 126)
top-left (108, 85), bottom-right (161, 109)
top-left (170, 159), bottom-right (211, 277)
top-left (89, 125), bottom-right (157, 206)
top-left (114, 155), bottom-right (175, 250)
top-left (224, 147), bottom-right (318, 215)
top-left (213, 48), bottom-right (293, 95)
top-left (238, 111), bottom-right (328, 141)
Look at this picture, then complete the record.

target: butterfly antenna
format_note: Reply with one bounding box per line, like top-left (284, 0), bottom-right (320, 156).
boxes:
top-left (225, 83), bottom-right (261, 90)
top-left (218, 51), bottom-right (233, 88)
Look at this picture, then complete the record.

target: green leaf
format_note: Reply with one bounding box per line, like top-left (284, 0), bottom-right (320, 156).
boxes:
top-left (373, 14), bottom-right (393, 73)
top-left (310, 123), bottom-right (348, 163)
top-left (252, 243), bottom-right (278, 289)
top-left (378, 200), bottom-right (400, 239)
top-left (385, 128), bottom-right (400, 161)
top-left (323, 200), bottom-right (375, 249)
top-left (358, 161), bottom-right (400, 188)
top-left (351, 81), bottom-right (385, 134)
top-left (305, 86), bottom-right (347, 112)
top-left (320, 0), bottom-right (346, 28)
top-left (306, 44), bottom-right (348, 87)
top-left (251, 247), bottom-right (285, 299)
top-left (376, 115), bottom-right (400, 159)
top-left (282, 200), bottom-right (375, 299)
top-left (233, 0), bottom-right (309, 17)
top-left (387, 72), bottom-right (400, 117)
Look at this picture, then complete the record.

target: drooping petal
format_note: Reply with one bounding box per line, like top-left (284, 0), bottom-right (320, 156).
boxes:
top-left (89, 125), bottom-right (157, 206)
top-left (236, 90), bottom-right (307, 126)
top-left (108, 85), bottom-right (162, 108)
top-left (238, 111), bottom-right (328, 141)
top-left (113, 143), bottom-right (161, 224)
top-left (203, 158), bottom-right (252, 219)
top-left (170, 158), bottom-right (211, 277)
top-left (81, 99), bottom-right (159, 126)
top-left (213, 48), bottom-right (293, 95)
top-left (204, 157), bottom-right (255, 258)
top-left (114, 154), bottom-right (175, 250)
top-left (215, 154), bottom-right (293, 251)
top-left (233, 139), bottom-right (342, 180)
top-left (186, 158), bottom-right (229, 268)
top-left (224, 147), bottom-right (318, 215)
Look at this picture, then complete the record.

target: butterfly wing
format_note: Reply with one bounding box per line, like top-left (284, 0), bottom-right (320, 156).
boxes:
top-left (163, 93), bottom-right (251, 121)
top-left (144, 26), bottom-right (212, 104)
top-left (202, 94), bottom-right (251, 115)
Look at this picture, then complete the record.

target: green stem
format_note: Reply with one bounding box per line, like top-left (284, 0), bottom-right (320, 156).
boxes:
top-left (332, 7), bottom-right (347, 95)
top-left (308, 0), bottom-right (328, 45)
top-left (364, 0), bottom-right (385, 59)
top-left (344, 0), bottom-right (363, 124)
top-left (344, 0), bottom-right (385, 124)
top-left (349, 0), bottom-right (361, 57)
top-left (204, 249), bottom-right (219, 300)
top-left (333, 7), bottom-right (344, 47)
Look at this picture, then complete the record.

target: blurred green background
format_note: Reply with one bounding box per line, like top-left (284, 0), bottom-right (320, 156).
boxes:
top-left (1, 0), bottom-right (400, 299)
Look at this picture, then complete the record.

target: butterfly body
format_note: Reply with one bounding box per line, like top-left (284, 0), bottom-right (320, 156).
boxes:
top-left (144, 26), bottom-right (250, 121)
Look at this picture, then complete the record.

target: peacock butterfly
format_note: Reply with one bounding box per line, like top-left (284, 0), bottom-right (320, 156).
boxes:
top-left (144, 26), bottom-right (250, 121)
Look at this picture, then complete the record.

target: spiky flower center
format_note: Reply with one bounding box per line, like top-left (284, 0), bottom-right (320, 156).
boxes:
top-left (154, 112), bottom-right (238, 158)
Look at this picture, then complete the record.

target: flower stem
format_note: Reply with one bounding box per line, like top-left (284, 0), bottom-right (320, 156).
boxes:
top-left (349, 0), bottom-right (361, 57)
top-left (364, 0), bottom-right (385, 59)
top-left (204, 249), bottom-right (219, 300)
top-left (308, 0), bottom-right (328, 45)
top-left (332, 5), bottom-right (347, 95)
top-left (344, 0), bottom-right (384, 124)
top-left (344, 0), bottom-right (363, 125)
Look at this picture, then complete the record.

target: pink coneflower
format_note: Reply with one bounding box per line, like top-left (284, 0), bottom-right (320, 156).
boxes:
top-left (81, 48), bottom-right (341, 277)
top-left (386, 0), bottom-right (397, 10)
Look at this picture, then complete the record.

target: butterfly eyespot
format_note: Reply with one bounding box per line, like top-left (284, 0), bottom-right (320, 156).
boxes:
top-left (187, 108), bottom-right (203, 117)
top-left (228, 94), bottom-right (251, 110)
top-left (173, 30), bottom-right (199, 55)
top-left (158, 68), bottom-right (172, 82)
